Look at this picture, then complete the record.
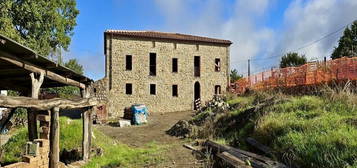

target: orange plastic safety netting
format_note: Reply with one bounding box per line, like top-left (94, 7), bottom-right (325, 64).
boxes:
top-left (231, 57), bottom-right (357, 94)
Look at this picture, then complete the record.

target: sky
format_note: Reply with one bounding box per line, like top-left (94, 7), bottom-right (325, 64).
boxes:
top-left (65, 0), bottom-right (357, 80)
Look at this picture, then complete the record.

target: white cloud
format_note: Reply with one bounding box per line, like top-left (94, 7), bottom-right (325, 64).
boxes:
top-left (154, 0), bottom-right (275, 75)
top-left (277, 0), bottom-right (357, 61)
top-left (154, 0), bottom-right (357, 76)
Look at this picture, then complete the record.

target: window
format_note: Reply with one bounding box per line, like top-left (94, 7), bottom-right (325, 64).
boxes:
top-left (126, 55), bottom-right (132, 70)
top-left (172, 58), bottom-right (178, 73)
top-left (172, 85), bottom-right (178, 97)
top-left (150, 84), bottom-right (156, 95)
top-left (149, 53), bottom-right (156, 76)
top-left (215, 85), bottom-right (221, 95)
top-left (126, 83), bottom-right (132, 95)
top-left (194, 56), bottom-right (200, 77)
top-left (215, 58), bottom-right (221, 72)
top-left (196, 44), bottom-right (199, 51)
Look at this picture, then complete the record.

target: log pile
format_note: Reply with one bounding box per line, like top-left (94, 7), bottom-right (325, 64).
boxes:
top-left (204, 140), bottom-right (288, 168)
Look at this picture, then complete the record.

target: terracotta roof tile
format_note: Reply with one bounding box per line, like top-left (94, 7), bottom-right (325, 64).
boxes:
top-left (105, 30), bottom-right (232, 45)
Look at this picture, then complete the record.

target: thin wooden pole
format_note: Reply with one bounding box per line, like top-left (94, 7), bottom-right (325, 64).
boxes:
top-left (49, 107), bottom-right (60, 168)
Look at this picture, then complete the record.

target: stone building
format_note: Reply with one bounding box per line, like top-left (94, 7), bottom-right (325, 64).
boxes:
top-left (102, 30), bottom-right (232, 117)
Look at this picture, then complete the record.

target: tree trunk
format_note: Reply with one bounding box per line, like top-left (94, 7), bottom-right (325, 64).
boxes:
top-left (28, 72), bottom-right (44, 141)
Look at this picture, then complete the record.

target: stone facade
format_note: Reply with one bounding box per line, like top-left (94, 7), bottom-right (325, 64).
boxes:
top-left (103, 31), bottom-right (231, 118)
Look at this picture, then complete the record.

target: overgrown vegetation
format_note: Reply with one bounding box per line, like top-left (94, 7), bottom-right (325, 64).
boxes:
top-left (170, 86), bottom-right (357, 168)
top-left (0, 117), bottom-right (166, 167)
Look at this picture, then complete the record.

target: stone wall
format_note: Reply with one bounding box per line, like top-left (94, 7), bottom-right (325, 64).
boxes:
top-left (91, 78), bottom-right (109, 121)
top-left (104, 36), bottom-right (230, 118)
top-left (2, 115), bottom-right (53, 168)
top-left (90, 78), bottom-right (108, 103)
top-left (3, 139), bottom-right (49, 168)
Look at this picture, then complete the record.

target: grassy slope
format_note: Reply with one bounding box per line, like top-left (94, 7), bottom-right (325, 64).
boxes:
top-left (223, 93), bottom-right (357, 168)
top-left (0, 117), bottom-right (165, 167)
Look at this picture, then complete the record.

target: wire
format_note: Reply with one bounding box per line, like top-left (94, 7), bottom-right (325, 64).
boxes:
top-left (231, 19), bottom-right (356, 64)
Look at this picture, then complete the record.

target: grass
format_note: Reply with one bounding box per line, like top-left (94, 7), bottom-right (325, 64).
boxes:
top-left (208, 90), bottom-right (357, 168)
top-left (0, 117), bottom-right (166, 167)
top-left (253, 95), bottom-right (357, 168)
top-left (0, 127), bottom-right (27, 164)
top-left (84, 131), bottom-right (166, 168)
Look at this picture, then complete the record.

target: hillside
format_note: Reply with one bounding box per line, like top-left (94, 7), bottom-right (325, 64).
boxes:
top-left (170, 87), bottom-right (357, 168)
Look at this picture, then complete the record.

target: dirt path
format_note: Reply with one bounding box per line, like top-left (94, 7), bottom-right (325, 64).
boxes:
top-left (96, 111), bottom-right (203, 168)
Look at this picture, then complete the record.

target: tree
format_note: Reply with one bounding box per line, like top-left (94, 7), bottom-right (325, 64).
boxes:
top-left (331, 21), bottom-right (357, 59)
top-left (65, 59), bottom-right (84, 75)
top-left (230, 69), bottom-right (242, 83)
top-left (43, 59), bottom-right (83, 99)
top-left (280, 52), bottom-right (307, 68)
top-left (0, 0), bottom-right (79, 56)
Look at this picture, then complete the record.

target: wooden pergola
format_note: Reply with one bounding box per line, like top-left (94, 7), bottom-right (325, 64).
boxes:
top-left (0, 34), bottom-right (97, 168)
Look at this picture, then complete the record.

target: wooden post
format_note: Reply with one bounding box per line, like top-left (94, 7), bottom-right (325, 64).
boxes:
top-left (88, 107), bottom-right (93, 155)
top-left (49, 107), bottom-right (60, 168)
top-left (28, 72), bottom-right (44, 141)
top-left (82, 108), bottom-right (90, 161)
top-left (81, 87), bottom-right (91, 161)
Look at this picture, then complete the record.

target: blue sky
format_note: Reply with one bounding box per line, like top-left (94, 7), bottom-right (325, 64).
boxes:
top-left (66, 0), bottom-right (357, 80)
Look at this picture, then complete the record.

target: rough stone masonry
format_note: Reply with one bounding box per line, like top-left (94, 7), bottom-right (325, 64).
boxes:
top-left (97, 30), bottom-right (232, 118)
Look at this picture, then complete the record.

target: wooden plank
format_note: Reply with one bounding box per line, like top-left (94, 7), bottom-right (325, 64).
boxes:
top-left (49, 107), bottom-right (60, 168)
top-left (183, 144), bottom-right (205, 156)
top-left (217, 151), bottom-right (252, 168)
top-left (0, 95), bottom-right (98, 110)
top-left (205, 140), bottom-right (288, 168)
top-left (246, 137), bottom-right (274, 157)
top-left (0, 52), bottom-right (86, 89)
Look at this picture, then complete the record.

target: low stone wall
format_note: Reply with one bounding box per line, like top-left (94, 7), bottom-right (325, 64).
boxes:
top-left (3, 139), bottom-right (49, 168)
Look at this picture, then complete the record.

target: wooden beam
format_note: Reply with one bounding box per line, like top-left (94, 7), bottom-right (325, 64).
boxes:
top-left (246, 137), bottom-right (274, 157)
top-left (205, 140), bottom-right (288, 168)
top-left (217, 152), bottom-right (252, 168)
top-left (0, 95), bottom-right (98, 110)
top-left (49, 107), bottom-right (60, 168)
top-left (0, 51), bottom-right (86, 89)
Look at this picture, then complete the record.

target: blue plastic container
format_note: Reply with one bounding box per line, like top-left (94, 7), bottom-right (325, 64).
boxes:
top-left (131, 104), bottom-right (148, 125)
